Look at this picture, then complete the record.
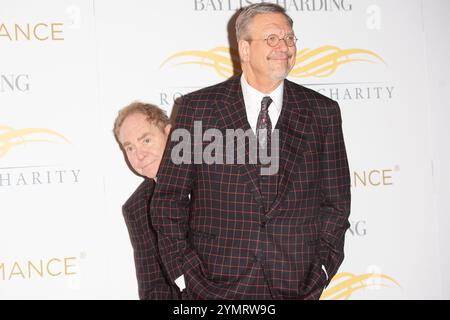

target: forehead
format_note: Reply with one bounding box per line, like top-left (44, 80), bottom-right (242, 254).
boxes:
top-left (119, 112), bottom-right (154, 141)
top-left (249, 12), bottom-right (293, 34)
top-left (122, 112), bottom-right (150, 129)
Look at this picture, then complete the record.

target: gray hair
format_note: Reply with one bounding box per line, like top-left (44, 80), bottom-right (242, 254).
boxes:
top-left (113, 101), bottom-right (170, 142)
top-left (235, 3), bottom-right (293, 40)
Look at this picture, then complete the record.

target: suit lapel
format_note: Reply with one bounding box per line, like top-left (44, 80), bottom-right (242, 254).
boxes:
top-left (146, 178), bottom-right (156, 203)
top-left (213, 78), bottom-right (310, 212)
top-left (213, 77), bottom-right (264, 205)
top-left (266, 80), bottom-right (310, 218)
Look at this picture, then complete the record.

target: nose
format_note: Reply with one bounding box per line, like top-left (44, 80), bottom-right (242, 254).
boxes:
top-left (276, 38), bottom-right (289, 52)
top-left (136, 147), bottom-right (147, 161)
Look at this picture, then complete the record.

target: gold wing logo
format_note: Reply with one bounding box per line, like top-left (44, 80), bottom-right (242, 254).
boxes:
top-left (160, 45), bottom-right (385, 78)
top-left (160, 47), bottom-right (240, 78)
top-left (292, 45), bottom-right (385, 77)
top-left (320, 272), bottom-right (400, 300)
top-left (0, 125), bottom-right (70, 158)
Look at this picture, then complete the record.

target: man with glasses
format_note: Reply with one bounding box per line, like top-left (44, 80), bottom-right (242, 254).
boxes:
top-left (151, 3), bottom-right (351, 299)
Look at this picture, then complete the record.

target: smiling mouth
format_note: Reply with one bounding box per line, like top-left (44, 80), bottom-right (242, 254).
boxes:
top-left (268, 56), bottom-right (291, 61)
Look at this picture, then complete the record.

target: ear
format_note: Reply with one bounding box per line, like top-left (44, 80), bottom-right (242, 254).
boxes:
top-left (164, 123), bottom-right (172, 136)
top-left (238, 39), bottom-right (250, 63)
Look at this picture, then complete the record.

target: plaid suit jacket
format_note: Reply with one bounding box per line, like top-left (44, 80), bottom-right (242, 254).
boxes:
top-left (151, 76), bottom-right (351, 299)
top-left (122, 178), bottom-right (181, 299)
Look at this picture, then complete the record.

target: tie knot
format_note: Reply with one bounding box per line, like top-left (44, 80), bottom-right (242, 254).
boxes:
top-left (261, 96), bottom-right (272, 112)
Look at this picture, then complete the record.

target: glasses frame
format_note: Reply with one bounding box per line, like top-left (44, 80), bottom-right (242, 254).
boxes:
top-left (249, 34), bottom-right (298, 47)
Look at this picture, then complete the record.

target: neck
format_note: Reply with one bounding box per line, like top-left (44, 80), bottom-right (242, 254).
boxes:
top-left (242, 70), bottom-right (282, 94)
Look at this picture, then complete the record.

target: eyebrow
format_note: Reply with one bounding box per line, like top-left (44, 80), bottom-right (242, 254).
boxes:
top-left (121, 132), bottom-right (152, 148)
top-left (137, 132), bottom-right (152, 141)
top-left (265, 31), bottom-right (295, 36)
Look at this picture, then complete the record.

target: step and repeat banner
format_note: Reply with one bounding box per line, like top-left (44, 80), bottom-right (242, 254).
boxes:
top-left (0, 0), bottom-right (443, 299)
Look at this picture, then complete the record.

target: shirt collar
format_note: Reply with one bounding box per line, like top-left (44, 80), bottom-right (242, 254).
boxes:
top-left (240, 73), bottom-right (283, 113)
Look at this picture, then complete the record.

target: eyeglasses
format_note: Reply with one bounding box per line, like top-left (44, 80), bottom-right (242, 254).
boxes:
top-left (251, 34), bottom-right (298, 47)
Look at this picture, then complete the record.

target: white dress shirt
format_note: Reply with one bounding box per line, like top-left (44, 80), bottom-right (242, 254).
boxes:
top-left (240, 73), bottom-right (283, 134)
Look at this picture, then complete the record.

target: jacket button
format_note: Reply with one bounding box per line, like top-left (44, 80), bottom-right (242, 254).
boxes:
top-left (254, 250), bottom-right (263, 262)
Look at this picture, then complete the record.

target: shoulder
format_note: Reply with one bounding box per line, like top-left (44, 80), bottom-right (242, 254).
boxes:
top-left (182, 76), bottom-right (240, 104)
top-left (285, 79), bottom-right (341, 116)
top-left (172, 76), bottom-right (240, 123)
top-left (122, 179), bottom-right (154, 214)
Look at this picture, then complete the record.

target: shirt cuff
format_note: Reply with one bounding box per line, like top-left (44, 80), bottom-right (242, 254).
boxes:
top-left (321, 264), bottom-right (329, 281)
top-left (174, 274), bottom-right (186, 292)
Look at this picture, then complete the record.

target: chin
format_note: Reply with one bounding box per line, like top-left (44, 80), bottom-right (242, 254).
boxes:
top-left (270, 71), bottom-right (289, 81)
top-left (143, 170), bottom-right (156, 179)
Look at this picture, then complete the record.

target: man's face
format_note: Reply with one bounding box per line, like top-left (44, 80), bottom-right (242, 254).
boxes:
top-left (118, 112), bottom-right (170, 179)
top-left (239, 13), bottom-right (297, 88)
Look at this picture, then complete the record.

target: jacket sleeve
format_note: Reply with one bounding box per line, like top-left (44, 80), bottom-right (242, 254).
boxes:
top-left (318, 101), bottom-right (351, 283)
top-left (301, 100), bottom-right (351, 299)
top-left (121, 181), bottom-right (179, 299)
top-left (149, 96), bottom-right (200, 283)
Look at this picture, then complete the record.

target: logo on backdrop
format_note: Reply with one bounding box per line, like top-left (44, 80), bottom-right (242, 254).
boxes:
top-left (0, 166), bottom-right (81, 187)
top-left (0, 23), bottom-right (64, 41)
top-left (159, 44), bottom-right (393, 104)
top-left (320, 270), bottom-right (400, 300)
top-left (348, 220), bottom-right (367, 237)
top-left (193, 0), bottom-right (353, 12)
top-left (0, 124), bottom-right (69, 158)
top-left (351, 166), bottom-right (399, 189)
top-left (0, 124), bottom-right (80, 187)
top-left (0, 74), bottom-right (30, 93)
top-left (0, 256), bottom-right (78, 281)
top-left (161, 45), bottom-right (384, 79)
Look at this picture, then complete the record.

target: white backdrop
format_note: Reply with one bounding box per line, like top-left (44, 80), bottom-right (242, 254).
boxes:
top-left (1, 0), bottom-right (449, 299)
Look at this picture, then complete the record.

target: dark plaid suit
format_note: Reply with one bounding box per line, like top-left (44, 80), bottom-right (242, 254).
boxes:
top-left (122, 178), bottom-right (181, 299)
top-left (151, 76), bottom-right (351, 299)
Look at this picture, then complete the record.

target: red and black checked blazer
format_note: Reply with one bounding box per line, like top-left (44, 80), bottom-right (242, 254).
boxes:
top-left (122, 178), bottom-right (181, 300)
top-left (151, 76), bottom-right (351, 299)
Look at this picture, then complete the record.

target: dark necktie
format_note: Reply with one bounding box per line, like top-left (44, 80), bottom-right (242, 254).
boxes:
top-left (256, 96), bottom-right (273, 152)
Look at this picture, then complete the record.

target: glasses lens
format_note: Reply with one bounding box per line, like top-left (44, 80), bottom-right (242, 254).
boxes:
top-left (285, 36), bottom-right (296, 47)
top-left (267, 35), bottom-right (279, 47)
top-left (265, 35), bottom-right (297, 47)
